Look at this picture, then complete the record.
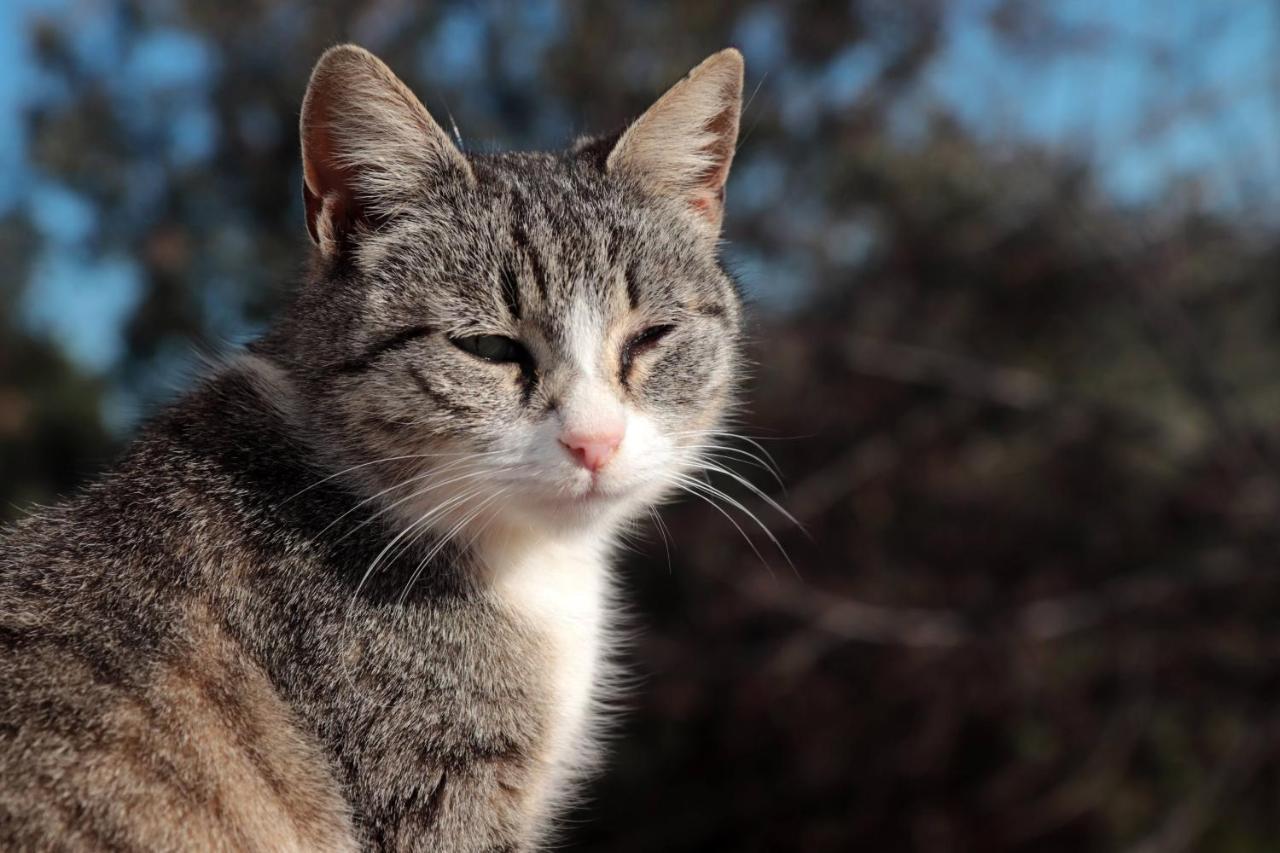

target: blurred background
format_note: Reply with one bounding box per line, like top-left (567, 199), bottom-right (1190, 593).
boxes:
top-left (3, 1), bottom-right (1280, 850)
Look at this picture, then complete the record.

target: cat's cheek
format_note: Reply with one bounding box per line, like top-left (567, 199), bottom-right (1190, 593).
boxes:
top-left (638, 339), bottom-right (723, 412)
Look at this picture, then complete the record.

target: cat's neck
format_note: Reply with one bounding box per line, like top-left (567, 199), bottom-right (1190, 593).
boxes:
top-left (476, 517), bottom-right (614, 571)
top-left (474, 518), bottom-right (618, 817)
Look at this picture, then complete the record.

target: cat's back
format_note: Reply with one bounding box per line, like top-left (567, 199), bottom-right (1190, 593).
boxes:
top-left (0, 403), bottom-right (358, 852)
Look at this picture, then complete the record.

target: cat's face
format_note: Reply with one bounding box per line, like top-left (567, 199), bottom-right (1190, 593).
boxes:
top-left (281, 46), bottom-right (745, 536)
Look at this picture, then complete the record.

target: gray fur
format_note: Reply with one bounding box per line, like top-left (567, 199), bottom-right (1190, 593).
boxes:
top-left (0, 44), bottom-right (744, 851)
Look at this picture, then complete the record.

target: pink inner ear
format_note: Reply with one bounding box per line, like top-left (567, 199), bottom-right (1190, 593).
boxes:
top-left (690, 187), bottom-right (725, 219)
top-left (302, 182), bottom-right (334, 245)
top-left (301, 87), bottom-right (361, 247)
top-left (688, 97), bottom-right (738, 224)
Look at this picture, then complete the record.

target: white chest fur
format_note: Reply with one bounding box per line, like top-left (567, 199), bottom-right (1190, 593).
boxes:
top-left (482, 532), bottom-right (613, 803)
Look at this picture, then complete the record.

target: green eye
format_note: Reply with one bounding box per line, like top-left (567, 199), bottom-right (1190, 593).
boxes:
top-left (451, 334), bottom-right (529, 364)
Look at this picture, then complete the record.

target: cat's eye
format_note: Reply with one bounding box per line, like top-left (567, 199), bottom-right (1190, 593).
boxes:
top-left (452, 334), bottom-right (529, 365)
top-left (621, 324), bottom-right (675, 378)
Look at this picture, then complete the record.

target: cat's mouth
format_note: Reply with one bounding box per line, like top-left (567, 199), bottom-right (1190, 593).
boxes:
top-left (566, 481), bottom-right (618, 504)
top-left (553, 475), bottom-right (629, 507)
top-left (497, 477), bottom-right (632, 531)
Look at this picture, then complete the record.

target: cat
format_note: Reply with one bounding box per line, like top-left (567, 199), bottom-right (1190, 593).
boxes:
top-left (0, 43), bottom-right (744, 851)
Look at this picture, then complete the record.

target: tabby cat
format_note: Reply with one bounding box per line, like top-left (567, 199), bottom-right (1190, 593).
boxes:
top-left (0, 44), bottom-right (745, 851)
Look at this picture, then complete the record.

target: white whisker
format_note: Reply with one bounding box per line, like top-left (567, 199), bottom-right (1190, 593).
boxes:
top-left (666, 475), bottom-right (777, 576)
top-left (692, 459), bottom-right (803, 534)
top-left (647, 507), bottom-right (674, 573)
top-left (395, 488), bottom-right (509, 606)
top-left (282, 448), bottom-right (504, 504)
top-left (669, 472), bottom-right (796, 576)
top-left (318, 457), bottom-right (489, 541)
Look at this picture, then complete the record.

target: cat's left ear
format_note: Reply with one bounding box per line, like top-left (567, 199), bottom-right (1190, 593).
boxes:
top-left (606, 49), bottom-right (744, 239)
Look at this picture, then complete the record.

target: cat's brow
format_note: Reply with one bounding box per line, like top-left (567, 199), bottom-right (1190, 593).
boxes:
top-left (509, 192), bottom-right (549, 301)
top-left (605, 225), bottom-right (623, 268)
top-left (500, 264), bottom-right (522, 321)
top-left (333, 325), bottom-right (435, 374)
top-left (624, 260), bottom-right (642, 312)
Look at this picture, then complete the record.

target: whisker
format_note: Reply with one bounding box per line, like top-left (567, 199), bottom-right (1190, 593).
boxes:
top-left (347, 484), bottom-right (488, 605)
top-left (679, 443), bottom-right (785, 488)
top-left (647, 507), bottom-right (674, 573)
top-left (395, 489), bottom-right (508, 606)
top-left (670, 473), bottom-right (797, 576)
top-left (666, 476), bottom-right (776, 577)
top-left (379, 483), bottom-right (491, 574)
top-left (335, 465), bottom-right (515, 544)
top-left (318, 456), bottom-right (490, 541)
top-left (282, 448), bottom-right (505, 504)
top-left (671, 429), bottom-right (787, 480)
top-left (692, 459), bottom-right (805, 535)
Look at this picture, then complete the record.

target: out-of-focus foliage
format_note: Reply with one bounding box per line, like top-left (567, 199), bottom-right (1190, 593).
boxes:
top-left (3, 1), bottom-right (1279, 850)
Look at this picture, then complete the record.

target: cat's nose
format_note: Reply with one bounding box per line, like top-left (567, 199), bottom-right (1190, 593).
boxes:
top-left (560, 427), bottom-right (624, 472)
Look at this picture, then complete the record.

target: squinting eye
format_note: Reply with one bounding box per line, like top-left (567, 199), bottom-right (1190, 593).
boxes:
top-left (451, 334), bottom-right (529, 365)
top-left (621, 324), bottom-right (675, 378)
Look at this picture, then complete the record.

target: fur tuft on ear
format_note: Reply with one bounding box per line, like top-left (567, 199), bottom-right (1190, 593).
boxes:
top-left (300, 44), bottom-right (472, 255)
top-left (606, 49), bottom-right (744, 238)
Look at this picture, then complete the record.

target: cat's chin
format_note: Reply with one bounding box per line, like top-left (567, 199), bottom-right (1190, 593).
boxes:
top-left (501, 485), bottom-right (642, 535)
top-left (542, 488), bottom-right (627, 517)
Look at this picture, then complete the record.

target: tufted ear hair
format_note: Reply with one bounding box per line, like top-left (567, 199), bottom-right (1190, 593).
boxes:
top-left (606, 49), bottom-right (744, 239)
top-left (300, 44), bottom-right (472, 255)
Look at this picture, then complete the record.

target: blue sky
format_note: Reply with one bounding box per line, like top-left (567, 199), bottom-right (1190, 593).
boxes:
top-left (928, 0), bottom-right (1280, 206)
top-left (1, 0), bottom-right (1274, 413)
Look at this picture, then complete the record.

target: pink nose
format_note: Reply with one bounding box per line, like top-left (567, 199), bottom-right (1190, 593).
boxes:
top-left (560, 428), bottom-right (624, 472)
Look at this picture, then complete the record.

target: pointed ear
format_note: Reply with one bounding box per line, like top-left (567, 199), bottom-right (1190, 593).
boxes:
top-left (606, 49), bottom-right (744, 238)
top-left (300, 44), bottom-right (472, 255)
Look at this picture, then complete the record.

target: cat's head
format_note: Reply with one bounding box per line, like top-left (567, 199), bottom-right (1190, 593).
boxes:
top-left (273, 44), bottom-right (744, 539)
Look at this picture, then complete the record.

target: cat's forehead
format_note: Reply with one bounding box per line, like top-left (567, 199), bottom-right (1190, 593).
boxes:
top-left (376, 151), bottom-right (727, 328)
top-left (469, 152), bottom-right (673, 265)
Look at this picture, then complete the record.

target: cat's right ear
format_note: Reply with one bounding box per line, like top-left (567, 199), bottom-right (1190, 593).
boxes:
top-left (300, 44), bottom-right (472, 255)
